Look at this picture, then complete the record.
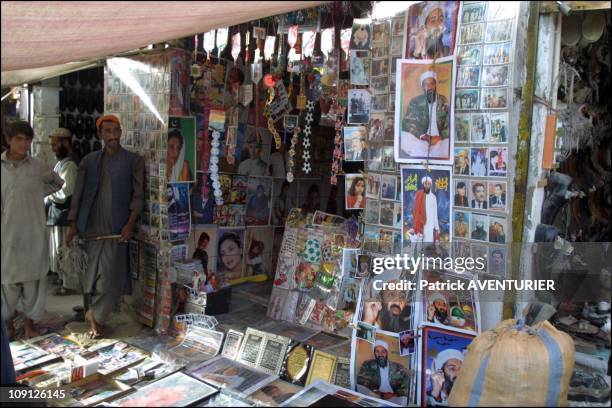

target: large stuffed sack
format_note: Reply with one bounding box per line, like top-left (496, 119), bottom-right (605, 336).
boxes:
top-left (448, 319), bottom-right (574, 407)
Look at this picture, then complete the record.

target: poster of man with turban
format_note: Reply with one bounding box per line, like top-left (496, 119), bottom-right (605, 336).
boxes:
top-left (395, 57), bottom-right (455, 164)
top-left (401, 165), bottom-right (451, 251)
top-left (405, 1), bottom-right (460, 60)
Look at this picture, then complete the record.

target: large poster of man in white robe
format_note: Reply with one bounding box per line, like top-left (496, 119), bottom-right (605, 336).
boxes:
top-left (401, 165), bottom-right (451, 251)
top-left (395, 57), bottom-right (454, 164)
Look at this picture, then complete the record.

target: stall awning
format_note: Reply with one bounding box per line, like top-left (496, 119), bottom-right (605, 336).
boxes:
top-left (1, 1), bottom-right (328, 85)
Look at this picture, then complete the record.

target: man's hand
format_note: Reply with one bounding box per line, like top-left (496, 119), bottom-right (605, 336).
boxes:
top-left (65, 225), bottom-right (78, 246)
top-left (120, 222), bottom-right (135, 243)
top-left (427, 304), bottom-right (436, 321)
top-left (362, 301), bottom-right (382, 325)
top-left (430, 371), bottom-right (445, 400)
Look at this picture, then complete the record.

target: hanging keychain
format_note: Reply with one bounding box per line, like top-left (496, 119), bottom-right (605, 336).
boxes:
top-left (216, 27), bottom-right (228, 61)
top-left (203, 30), bottom-right (215, 63)
top-left (302, 74), bottom-right (315, 175)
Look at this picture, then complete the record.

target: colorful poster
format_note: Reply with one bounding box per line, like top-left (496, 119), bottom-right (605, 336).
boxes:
top-left (167, 182), bottom-right (191, 241)
top-left (216, 227), bottom-right (245, 281)
top-left (190, 225), bottom-right (218, 283)
top-left (191, 172), bottom-right (215, 224)
top-left (345, 174), bottom-right (367, 210)
top-left (168, 116), bottom-right (196, 183)
top-left (405, 1), bottom-right (460, 59)
top-left (401, 165), bottom-right (451, 248)
top-left (244, 226), bottom-right (274, 277)
top-left (246, 176), bottom-right (273, 225)
top-left (418, 326), bottom-right (475, 407)
top-left (395, 57), bottom-right (455, 164)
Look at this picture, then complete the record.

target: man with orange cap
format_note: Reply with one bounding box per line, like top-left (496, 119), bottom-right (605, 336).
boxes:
top-left (66, 115), bottom-right (144, 338)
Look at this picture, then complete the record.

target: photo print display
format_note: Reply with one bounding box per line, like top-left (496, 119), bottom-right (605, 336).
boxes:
top-left (481, 87), bottom-right (508, 109)
top-left (488, 216), bottom-right (507, 244)
top-left (401, 165), bottom-right (452, 248)
top-left (418, 326), bottom-right (475, 407)
top-left (470, 181), bottom-right (488, 210)
top-left (488, 181), bottom-right (507, 211)
top-left (248, 379), bottom-right (302, 407)
top-left (245, 176), bottom-right (272, 225)
top-left (470, 147), bottom-right (488, 177)
top-left (459, 23), bottom-right (484, 45)
top-left (364, 199), bottom-right (380, 225)
top-left (380, 174), bottom-right (398, 201)
top-left (485, 19), bottom-right (513, 43)
top-left (461, 2), bottom-right (486, 24)
top-left (191, 172), bottom-right (215, 225)
top-left (481, 64), bottom-right (509, 87)
top-left (347, 89), bottom-right (372, 124)
top-left (369, 113), bottom-right (385, 142)
top-left (420, 269), bottom-right (480, 333)
top-left (216, 227), bottom-right (245, 281)
top-left (455, 88), bottom-right (479, 110)
top-left (470, 114), bottom-right (489, 143)
top-left (483, 42), bottom-right (511, 65)
top-left (344, 126), bottom-right (368, 162)
top-left (453, 179), bottom-right (470, 208)
top-left (345, 173), bottom-right (367, 210)
top-left (167, 182), bottom-right (191, 241)
top-left (244, 226), bottom-right (274, 278)
top-left (395, 57), bottom-right (455, 164)
top-left (453, 210), bottom-right (470, 240)
top-left (454, 113), bottom-right (470, 142)
top-left (372, 20), bottom-right (390, 45)
top-left (489, 112), bottom-right (509, 143)
top-left (453, 147), bottom-right (470, 175)
top-left (366, 173), bottom-right (381, 199)
top-left (470, 212), bottom-right (488, 242)
top-left (190, 226), bottom-right (218, 284)
top-left (405, 1), bottom-right (460, 59)
top-left (456, 44), bottom-right (482, 66)
top-left (168, 116), bottom-right (196, 183)
top-left (489, 147), bottom-right (508, 177)
top-left (353, 330), bottom-right (412, 405)
top-left (350, 18), bottom-right (372, 50)
top-left (456, 66), bottom-right (480, 88)
top-left (487, 246), bottom-right (507, 277)
top-left (350, 50), bottom-right (371, 86)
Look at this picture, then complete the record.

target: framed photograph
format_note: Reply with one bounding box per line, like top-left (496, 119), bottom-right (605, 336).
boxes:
top-left (389, 73), bottom-right (397, 93)
top-left (391, 16), bottom-right (405, 37)
top-left (279, 342), bottom-right (314, 386)
top-left (388, 93), bottom-right (396, 112)
top-left (371, 94), bottom-right (389, 112)
top-left (455, 88), bottom-right (479, 110)
top-left (405, 1), bottom-right (460, 59)
top-left (482, 64), bottom-right (509, 87)
top-left (168, 116), bottom-right (196, 183)
top-left (243, 226), bottom-right (274, 278)
top-left (344, 126), bottom-right (368, 162)
top-left (353, 331), bottom-right (412, 405)
top-left (454, 179), bottom-right (470, 208)
top-left (481, 87), bottom-right (508, 110)
top-left (371, 58), bottom-right (390, 77)
top-left (456, 66), bottom-right (481, 88)
top-left (487, 1), bottom-right (518, 20)
top-left (345, 173), bottom-right (366, 210)
top-left (364, 199), bottom-right (380, 225)
top-left (187, 356), bottom-right (276, 396)
top-left (333, 357), bottom-right (351, 389)
top-left (489, 216), bottom-right (507, 244)
top-left (470, 212), bottom-right (489, 241)
top-left (485, 19), bottom-right (513, 43)
top-left (372, 45), bottom-right (389, 59)
top-left (350, 50), bottom-right (371, 86)
top-left (395, 57), bottom-right (455, 164)
top-left (483, 42), bottom-right (511, 65)
top-left (383, 114), bottom-right (395, 141)
top-left (489, 146), bottom-right (508, 177)
top-left (245, 177), bottom-right (272, 226)
top-left (459, 23), bottom-right (484, 45)
top-left (366, 147), bottom-right (382, 171)
top-left (236, 328), bottom-right (266, 367)
top-left (452, 240), bottom-right (471, 260)
top-left (379, 227), bottom-right (395, 253)
top-left (390, 35), bottom-right (404, 56)
top-left (370, 75), bottom-right (389, 95)
top-left (488, 245), bottom-right (508, 277)
top-left (380, 174), bottom-right (398, 201)
top-left (347, 89), bottom-right (372, 124)
top-left (305, 350), bottom-right (337, 386)
top-left (401, 165), bottom-right (452, 247)
top-left (418, 326), bottom-right (475, 406)
top-left (350, 18), bottom-right (372, 50)
top-left (337, 277), bottom-right (361, 314)
top-left (221, 329), bottom-right (244, 360)
top-left (489, 112), bottom-right (509, 143)
top-left (461, 2), bottom-right (486, 24)
top-left (379, 201), bottom-right (395, 227)
top-left (167, 182), bottom-right (191, 241)
top-left (453, 147), bottom-right (470, 176)
top-left (470, 147), bottom-right (488, 177)
top-left (363, 226), bottom-right (380, 252)
top-left (258, 333), bottom-right (292, 375)
top-left (368, 113), bottom-right (385, 142)
top-left (470, 113), bottom-right (489, 143)
top-left (248, 379), bottom-right (302, 406)
top-left (456, 45), bottom-right (482, 66)
top-left (356, 254), bottom-right (371, 279)
top-left (488, 181), bottom-right (507, 211)
top-left (398, 330), bottom-right (416, 356)
top-left (470, 180), bottom-right (488, 210)
top-left (453, 210), bottom-right (471, 240)
top-left (216, 227), bottom-right (245, 281)
top-left (372, 21), bottom-right (390, 45)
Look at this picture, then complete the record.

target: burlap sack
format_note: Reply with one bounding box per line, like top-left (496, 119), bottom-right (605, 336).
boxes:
top-left (448, 319), bottom-right (574, 407)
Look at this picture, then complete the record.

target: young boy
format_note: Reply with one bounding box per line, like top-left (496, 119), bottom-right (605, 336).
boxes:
top-left (1, 121), bottom-right (63, 338)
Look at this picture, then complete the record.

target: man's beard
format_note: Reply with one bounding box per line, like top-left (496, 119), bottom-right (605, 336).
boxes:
top-left (380, 306), bottom-right (406, 332)
top-left (425, 25), bottom-right (446, 56)
top-left (425, 89), bottom-right (437, 103)
top-left (55, 145), bottom-right (68, 160)
top-left (376, 356), bottom-right (388, 368)
top-left (434, 307), bottom-right (448, 323)
top-left (424, 187), bottom-right (431, 194)
top-left (443, 372), bottom-right (455, 395)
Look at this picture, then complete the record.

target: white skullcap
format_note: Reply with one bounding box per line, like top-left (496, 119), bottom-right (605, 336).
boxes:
top-left (421, 176), bottom-right (433, 185)
top-left (420, 71), bottom-right (437, 86)
top-left (373, 340), bottom-right (389, 352)
top-left (419, 3), bottom-right (445, 28)
top-left (428, 291), bottom-right (447, 305)
top-left (434, 349), bottom-right (464, 371)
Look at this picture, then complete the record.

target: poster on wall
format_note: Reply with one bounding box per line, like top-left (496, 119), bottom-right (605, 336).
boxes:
top-left (167, 182), bottom-right (191, 241)
top-left (352, 331), bottom-right (412, 406)
top-left (400, 165), bottom-right (451, 250)
top-left (246, 176), bottom-right (273, 225)
top-left (190, 225), bottom-right (218, 280)
top-left (216, 227), bottom-right (245, 281)
top-left (395, 57), bottom-right (455, 164)
top-left (244, 226), bottom-right (274, 277)
top-left (405, 1), bottom-right (460, 60)
top-left (417, 326), bottom-right (475, 407)
top-left (191, 172), bottom-right (215, 225)
top-left (168, 116), bottom-right (196, 183)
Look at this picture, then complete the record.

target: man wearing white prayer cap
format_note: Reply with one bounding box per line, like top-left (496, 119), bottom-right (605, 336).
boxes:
top-left (410, 174), bottom-right (440, 243)
top-left (411, 3), bottom-right (450, 59)
top-left (357, 338), bottom-right (410, 401)
top-left (428, 348), bottom-right (464, 405)
top-left (427, 291), bottom-right (450, 325)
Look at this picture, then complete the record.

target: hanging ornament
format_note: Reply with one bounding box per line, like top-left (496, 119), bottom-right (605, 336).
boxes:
top-left (302, 30), bottom-right (316, 58)
top-left (340, 28), bottom-right (352, 72)
top-left (231, 32), bottom-right (241, 62)
top-left (216, 27), bottom-right (228, 60)
top-left (301, 77), bottom-right (315, 175)
top-left (209, 130), bottom-right (223, 205)
top-left (320, 28), bottom-right (334, 59)
top-left (264, 35), bottom-right (276, 62)
top-left (265, 85), bottom-right (282, 149)
top-left (253, 26), bottom-right (266, 62)
top-left (203, 30), bottom-right (215, 62)
top-left (330, 102), bottom-right (346, 185)
top-left (251, 62), bottom-right (263, 142)
top-left (191, 35), bottom-right (201, 78)
top-left (287, 125), bottom-right (300, 183)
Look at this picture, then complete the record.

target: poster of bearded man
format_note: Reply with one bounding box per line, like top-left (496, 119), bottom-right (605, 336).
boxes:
top-left (395, 57), bottom-right (455, 164)
top-left (405, 1), bottom-right (460, 60)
